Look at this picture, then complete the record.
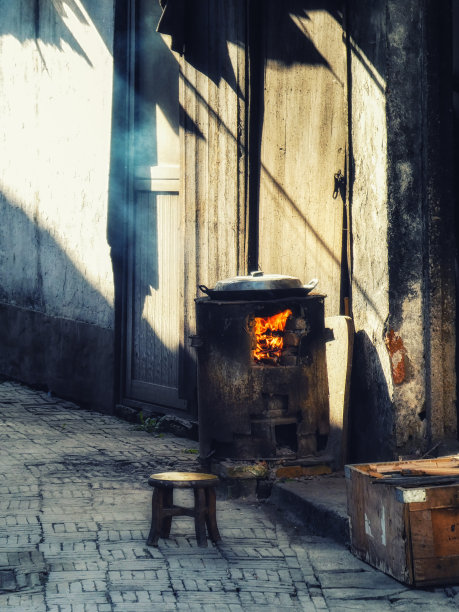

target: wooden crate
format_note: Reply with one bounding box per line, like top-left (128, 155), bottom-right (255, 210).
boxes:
top-left (345, 456), bottom-right (459, 586)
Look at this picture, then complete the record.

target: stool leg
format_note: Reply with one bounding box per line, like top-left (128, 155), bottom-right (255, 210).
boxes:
top-left (147, 488), bottom-right (163, 547)
top-left (194, 487), bottom-right (208, 547)
top-left (205, 487), bottom-right (221, 543)
top-left (161, 488), bottom-right (173, 538)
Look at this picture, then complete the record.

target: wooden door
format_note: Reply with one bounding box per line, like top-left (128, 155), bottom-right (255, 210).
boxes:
top-left (124, 0), bottom-right (186, 411)
top-left (257, 1), bottom-right (347, 316)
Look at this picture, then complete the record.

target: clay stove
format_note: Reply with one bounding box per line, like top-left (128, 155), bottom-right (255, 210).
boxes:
top-left (195, 279), bottom-right (329, 461)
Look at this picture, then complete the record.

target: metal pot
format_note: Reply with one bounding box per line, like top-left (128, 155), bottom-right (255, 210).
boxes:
top-left (198, 271), bottom-right (318, 301)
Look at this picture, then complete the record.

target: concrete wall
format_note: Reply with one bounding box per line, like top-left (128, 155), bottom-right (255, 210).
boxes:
top-left (0, 1), bottom-right (116, 411)
top-left (348, 0), bottom-right (456, 461)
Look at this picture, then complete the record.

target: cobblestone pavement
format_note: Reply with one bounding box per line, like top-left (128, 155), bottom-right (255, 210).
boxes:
top-left (0, 380), bottom-right (459, 611)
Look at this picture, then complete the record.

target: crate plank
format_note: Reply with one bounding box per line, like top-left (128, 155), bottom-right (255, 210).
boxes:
top-left (409, 510), bottom-right (435, 559)
top-left (409, 485), bottom-right (459, 511)
top-left (414, 556), bottom-right (459, 585)
top-left (431, 507), bottom-right (459, 556)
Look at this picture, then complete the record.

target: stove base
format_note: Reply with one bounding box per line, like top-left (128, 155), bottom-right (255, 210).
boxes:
top-left (205, 455), bottom-right (333, 500)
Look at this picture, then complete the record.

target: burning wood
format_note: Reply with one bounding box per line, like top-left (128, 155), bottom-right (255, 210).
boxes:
top-left (253, 309), bottom-right (292, 364)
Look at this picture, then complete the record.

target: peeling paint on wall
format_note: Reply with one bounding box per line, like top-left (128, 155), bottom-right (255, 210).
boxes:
top-left (364, 513), bottom-right (373, 538)
top-left (380, 505), bottom-right (386, 546)
top-left (384, 329), bottom-right (406, 385)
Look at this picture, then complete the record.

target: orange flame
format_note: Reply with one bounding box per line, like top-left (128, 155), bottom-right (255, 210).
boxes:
top-left (253, 309), bottom-right (292, 363)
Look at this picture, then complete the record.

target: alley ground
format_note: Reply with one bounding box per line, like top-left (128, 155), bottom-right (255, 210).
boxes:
top-left (0, 380), bottom-right (459, 611)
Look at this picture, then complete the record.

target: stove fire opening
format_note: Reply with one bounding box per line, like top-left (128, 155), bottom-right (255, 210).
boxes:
top-left (253, 309), bottom-right (292, 364)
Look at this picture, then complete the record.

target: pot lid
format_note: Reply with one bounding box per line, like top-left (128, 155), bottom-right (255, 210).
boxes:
top-left (213, 271), bottom-right (318, 292)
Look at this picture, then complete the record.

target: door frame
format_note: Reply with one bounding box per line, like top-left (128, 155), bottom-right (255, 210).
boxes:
top-left (111, 0), bottom-right (190, 417)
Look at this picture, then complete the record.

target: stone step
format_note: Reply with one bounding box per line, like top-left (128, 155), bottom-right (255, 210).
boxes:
top-left (268, 474), bottom-right (349, 546)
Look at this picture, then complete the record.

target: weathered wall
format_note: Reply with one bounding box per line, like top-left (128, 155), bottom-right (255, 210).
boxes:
top-left (421, 1), bottom-right (456, 445)
top-left (0, 1), bottom-right (116, 411)
top-left (349, 0), bottom-right (456, 461)
top-left (385, 0), bottom-right (431, 456)
top-left (347, 0), bottom-right (394, 461)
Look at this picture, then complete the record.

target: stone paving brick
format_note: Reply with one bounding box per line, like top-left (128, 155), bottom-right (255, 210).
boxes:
top-left (0, 381), bottom-right (458, 611)
top-left (327, 602), bottom-right (393, 611)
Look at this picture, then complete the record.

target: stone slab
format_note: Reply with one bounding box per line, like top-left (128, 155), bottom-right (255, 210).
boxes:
top-left (268, 474), bottom-right (349, 544)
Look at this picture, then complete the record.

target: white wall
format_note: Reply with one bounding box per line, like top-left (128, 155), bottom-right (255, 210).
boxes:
top-left (0, 0), bottom-right (115, 328)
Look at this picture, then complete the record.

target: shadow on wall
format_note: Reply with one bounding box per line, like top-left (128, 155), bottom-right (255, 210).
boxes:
top-left (0, 189), bottom-right (173, 413)
top-left (180, 0), bottom-right (385, 94)
top-left (0, 0), bottom-right (114, 66)
top-left (181, 0), bottom-right (344, 89)
top-left (0, 188), bottom-right (113, 409)
top-left (348, 330), bottom-right (394, 462)
top-left (170, 0), bottom-right (387, 84)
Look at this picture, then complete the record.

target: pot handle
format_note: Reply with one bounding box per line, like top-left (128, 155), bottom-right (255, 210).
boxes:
top-left (198, 285), bottom-right (211, 295)
top-left (304, 278), bottom-right (319, 291)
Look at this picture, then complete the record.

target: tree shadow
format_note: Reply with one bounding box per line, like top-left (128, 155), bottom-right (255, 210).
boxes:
top-left (135, 0), bottom-right (180, 166)
top-left (157, 0), bottom-right (387, 96)
top-left (0, 0), bottom-right (115, 68)
top-left (165, 0), bottom-right (345, 89)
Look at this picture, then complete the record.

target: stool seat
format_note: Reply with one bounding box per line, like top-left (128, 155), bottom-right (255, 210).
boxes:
top-left (146, 471), bottom-right (221, 547)
top-left (148, 471), bottom-right (219, 488)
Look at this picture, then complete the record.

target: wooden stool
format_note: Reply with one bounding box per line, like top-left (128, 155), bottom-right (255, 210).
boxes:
top-left (146, 471), bottom-right (221, 547)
